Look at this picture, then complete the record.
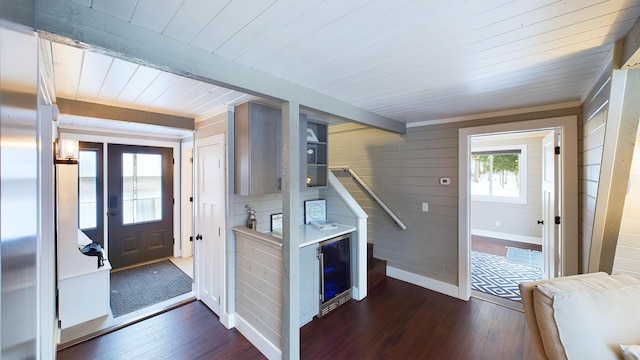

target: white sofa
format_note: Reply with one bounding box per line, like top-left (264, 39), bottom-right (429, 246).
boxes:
top-left (519, 272), bottom-right (640, 360)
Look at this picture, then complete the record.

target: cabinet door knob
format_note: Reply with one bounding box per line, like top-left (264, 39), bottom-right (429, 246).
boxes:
top-left (195, 234), bottom-right (203, 241)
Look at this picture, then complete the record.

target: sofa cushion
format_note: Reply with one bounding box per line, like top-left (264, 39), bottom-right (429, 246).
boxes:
top-left (620, 344), bottom-right (640, 360)
top-left (532, 273), bottom-right (640, 360)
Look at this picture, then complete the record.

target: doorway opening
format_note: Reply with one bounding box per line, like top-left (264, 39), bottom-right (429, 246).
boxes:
top-left (458, 116), bottom-right (579, 302)
top-left (468, 131), bottom-right (552, 304)
top-left (61, 140), bottom-right (195, 346)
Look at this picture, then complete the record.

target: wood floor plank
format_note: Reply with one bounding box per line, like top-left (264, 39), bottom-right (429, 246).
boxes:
top-left (58, 278), bottom-right (537, 359)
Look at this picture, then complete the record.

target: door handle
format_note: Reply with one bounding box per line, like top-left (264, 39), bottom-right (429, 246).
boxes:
top-left (195, 234), bottom-right (203, 241)
top-left (537, 220), bottom-right (544, 225)
top-left (109, 210), bottom-right (119, 216)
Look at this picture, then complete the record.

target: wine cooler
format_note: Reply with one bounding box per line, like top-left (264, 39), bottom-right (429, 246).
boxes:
top-left (318, 233), bottom-right (351, 317)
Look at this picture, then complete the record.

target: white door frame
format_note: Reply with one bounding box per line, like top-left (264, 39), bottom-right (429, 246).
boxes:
top-left (458, 116), bottom-right (578, 300)
top-left (541, 130), bottom-right (559, 280)
top-left (194, 133), bottom-right (227, 323)
top-left (181, 141), bottom-right (194, 258)
top-left (59, 131), bottom-right (182, 259)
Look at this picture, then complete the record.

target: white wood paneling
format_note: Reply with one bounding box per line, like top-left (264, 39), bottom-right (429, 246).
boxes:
top-left (190, 0), bottom-right (278, 53)
top-left (91, 0), bottom-right (136, 21)
top-left (162, 0), bottom-right (232, 43)
top-left (98, 58), bottom-right (138, 104)
top-left (129, 0), bottom-right (183, 33)
top-left (76, 50), bottom-right (112, 103)
top-left (48, 0), bottom-right (640, 126)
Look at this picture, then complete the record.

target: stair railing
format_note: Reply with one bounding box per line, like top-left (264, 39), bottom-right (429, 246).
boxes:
top-left (330, 166), bottom-right (407, 230)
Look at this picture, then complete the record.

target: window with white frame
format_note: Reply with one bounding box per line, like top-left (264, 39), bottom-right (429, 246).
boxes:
top-left (471, 145), bottom-right (527, 204)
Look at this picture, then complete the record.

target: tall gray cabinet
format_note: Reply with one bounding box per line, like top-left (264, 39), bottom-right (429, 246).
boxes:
top-left (234, 101), bottom-right (282, 195)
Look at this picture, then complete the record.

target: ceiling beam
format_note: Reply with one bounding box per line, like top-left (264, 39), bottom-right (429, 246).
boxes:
top-left (621, 17), bottom-right (640, 70)
top-left (36, 0), bottom-right (406, 134)
top-left (57, 98), bottom-right (195, 131)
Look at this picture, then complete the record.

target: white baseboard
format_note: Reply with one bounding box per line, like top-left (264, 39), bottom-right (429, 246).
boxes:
top-left (221, 312), bottom-right (235, 329)
top-left (386, 266), bottom-right (462, 300)
top-left (471, 229), bottom-right (542, 245)
top-left (235, 314), bottom-right (281, 360)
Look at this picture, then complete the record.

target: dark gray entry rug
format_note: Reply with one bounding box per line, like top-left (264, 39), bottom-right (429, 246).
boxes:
top-left (110, 260), bottom-right (192, 317)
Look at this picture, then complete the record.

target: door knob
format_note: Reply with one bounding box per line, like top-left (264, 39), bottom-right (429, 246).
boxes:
top-left (537, 220), bottom-right (544, 225)
top-left (195, 234), bottom-right (203, 241)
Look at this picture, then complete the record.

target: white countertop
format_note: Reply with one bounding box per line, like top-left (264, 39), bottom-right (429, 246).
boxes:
top-left (238, 223), bottom-right (356, 248)
top-left (298, 223), bottom-right (356, 247)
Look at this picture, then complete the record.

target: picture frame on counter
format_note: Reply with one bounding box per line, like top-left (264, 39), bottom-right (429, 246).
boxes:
top-left (304, 199), bottom-right (326, 224)
top-left (271, 213), bottom-right (283, 235)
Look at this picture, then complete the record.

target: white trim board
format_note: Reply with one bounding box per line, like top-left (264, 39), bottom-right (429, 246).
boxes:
top-left (407, 101), bottom-right (580, 128)
top-left (235, 314), bottom-right (282, 360)
top-left (471, 229), bottom-right (542, 246)
top-left (386, 266), bottom-right (461, 300)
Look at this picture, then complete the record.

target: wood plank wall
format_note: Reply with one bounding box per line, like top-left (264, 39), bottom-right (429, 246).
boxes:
top-left (613, 126), bottom-right (640, 279)
top-left (329, 108), bottom-right (581, 286)
top-left (235, 231), bottom-right (283, 348)
top-left (580, 58), bottom-right (613, 273)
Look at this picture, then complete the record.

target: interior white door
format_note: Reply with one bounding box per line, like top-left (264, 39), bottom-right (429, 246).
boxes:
top-left (195, 134), bottom-right (225, 315)
top-left (541, 130), bottom-right (558, 279)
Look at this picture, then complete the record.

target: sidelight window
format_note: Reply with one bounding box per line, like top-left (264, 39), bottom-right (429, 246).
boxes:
top-left (78, 150), bottom-right (98, 229)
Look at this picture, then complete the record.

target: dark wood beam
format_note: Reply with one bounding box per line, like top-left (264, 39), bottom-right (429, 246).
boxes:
top-left (56, 98), bottom-right (195, 131)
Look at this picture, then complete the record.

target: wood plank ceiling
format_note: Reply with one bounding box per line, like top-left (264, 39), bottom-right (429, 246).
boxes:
top-left (51, 0), bottom-right (640, 127)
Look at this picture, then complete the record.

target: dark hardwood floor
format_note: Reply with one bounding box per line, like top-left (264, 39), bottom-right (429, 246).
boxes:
top-left (472, 235), bottom-right (542, 257)
top-left (56, 300), bottom-right (265, 360)
top-left (58, 278), bottom-right (536, 360)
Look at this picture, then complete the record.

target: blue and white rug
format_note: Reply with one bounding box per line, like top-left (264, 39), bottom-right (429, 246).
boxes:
top-left (471, 251), bottom-right (542, 302)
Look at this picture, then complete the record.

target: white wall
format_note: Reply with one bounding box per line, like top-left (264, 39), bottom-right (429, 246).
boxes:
top-left (613, 126), bottom-right (640, 279)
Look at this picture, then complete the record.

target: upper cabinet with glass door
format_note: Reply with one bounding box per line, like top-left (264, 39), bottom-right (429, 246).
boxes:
top-left (301, 114), bottom-right (328, 189)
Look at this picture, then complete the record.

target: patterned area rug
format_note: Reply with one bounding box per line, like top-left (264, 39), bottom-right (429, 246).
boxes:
top-left (471, 251), bottom-right (542, 302)
top-left (110, 260), bottom-right (192, 317)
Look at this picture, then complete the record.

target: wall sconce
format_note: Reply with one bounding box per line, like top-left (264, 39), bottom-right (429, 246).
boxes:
top-left (55, 138), bottom-right (79, 165)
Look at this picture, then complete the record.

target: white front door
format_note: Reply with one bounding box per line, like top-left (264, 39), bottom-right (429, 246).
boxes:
top-left (541, 130), bottom-right (558, 279)
top-left (195, 134), bottom-right (225, 315)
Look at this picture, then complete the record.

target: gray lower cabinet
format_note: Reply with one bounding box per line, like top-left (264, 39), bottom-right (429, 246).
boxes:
top-left (299, 243), bottom-right (319, 327)
top-left (234, 101), bottom-right (282, 195)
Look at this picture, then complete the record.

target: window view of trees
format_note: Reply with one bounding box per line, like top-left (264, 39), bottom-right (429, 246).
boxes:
top-left (471, 151), bottom-right (521, 198)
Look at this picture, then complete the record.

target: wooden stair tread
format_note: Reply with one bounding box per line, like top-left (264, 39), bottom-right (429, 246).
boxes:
top-left (367, 243), bottom-right (386, 290)
top-left (368, 257), bottom-right (386, 271)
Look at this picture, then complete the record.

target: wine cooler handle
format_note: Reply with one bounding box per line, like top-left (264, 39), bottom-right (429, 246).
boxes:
top-left (319, 252), bottom-right (325, 303)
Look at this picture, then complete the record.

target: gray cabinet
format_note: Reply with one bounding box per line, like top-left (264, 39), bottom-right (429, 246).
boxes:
top-left (234, 101), bottom-right (282, 195)
top-left (301, 115), bottom-right (328, 189)
top-left (299, 243), bottom-right (319, 326)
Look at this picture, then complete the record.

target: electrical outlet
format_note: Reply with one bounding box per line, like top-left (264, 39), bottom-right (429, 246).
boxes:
top-left (422, 203), bottom-right (429, 212)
